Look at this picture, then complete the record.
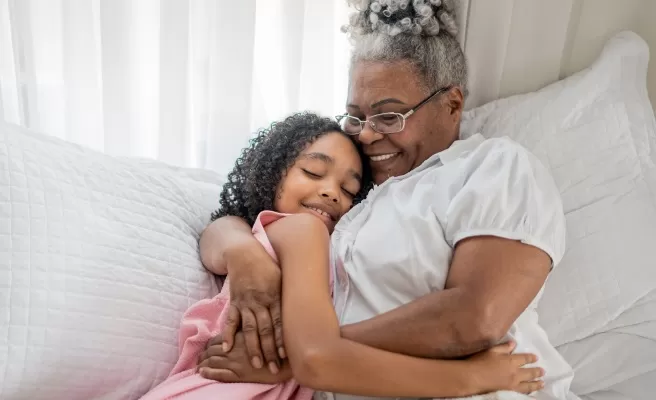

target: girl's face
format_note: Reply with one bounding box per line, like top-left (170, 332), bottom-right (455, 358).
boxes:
top-left (274, 132), bottom-right (364, 233)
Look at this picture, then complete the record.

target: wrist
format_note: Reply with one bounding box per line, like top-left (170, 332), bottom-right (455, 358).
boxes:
top-left (452, 361), bottom-right (483, 397)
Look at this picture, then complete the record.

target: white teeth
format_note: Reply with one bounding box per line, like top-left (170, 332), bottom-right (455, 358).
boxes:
top-left (306, 206), bottom-right (329, 218)
top-left (370, 153), bottom-right (398, 162)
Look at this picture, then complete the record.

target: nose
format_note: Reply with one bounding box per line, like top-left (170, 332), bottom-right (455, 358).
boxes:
top-left (320, 184), bottom-right (340, 203)
top-left (357, 123), bottom-right (383, 145)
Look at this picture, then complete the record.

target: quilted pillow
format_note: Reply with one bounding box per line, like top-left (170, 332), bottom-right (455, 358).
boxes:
top-left (462, 32), bottom-right (656, 399)
top-left (0, 124), bottom-right (222, 399)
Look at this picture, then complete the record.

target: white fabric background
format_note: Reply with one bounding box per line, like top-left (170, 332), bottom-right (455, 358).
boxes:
top-left (0, 0), bottom-right (351, 173)
top-left (463, 0), bottom-right (656, 111)
top-left (1, 0), bottom-right (655, 173)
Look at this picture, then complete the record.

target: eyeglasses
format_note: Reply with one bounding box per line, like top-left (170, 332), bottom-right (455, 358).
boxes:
top-left (336, 86), bottom-right (451, 135)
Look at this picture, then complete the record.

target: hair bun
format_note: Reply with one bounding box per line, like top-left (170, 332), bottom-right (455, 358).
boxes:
top-left (344, 0), bottom-right (459, 38)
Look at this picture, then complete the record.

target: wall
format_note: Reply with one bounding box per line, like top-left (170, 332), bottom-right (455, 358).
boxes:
top-left (462, 0), bottom-right (656, 112)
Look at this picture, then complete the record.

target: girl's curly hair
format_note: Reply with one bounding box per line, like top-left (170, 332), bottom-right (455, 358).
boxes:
top-left (212, 112), bottom-right (373, 226)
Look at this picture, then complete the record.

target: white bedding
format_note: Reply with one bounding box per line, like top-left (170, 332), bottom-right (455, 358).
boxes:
top-left (1, 30), bottom-right (655, 400)
top-left (0, 124), bottom-right (223, 399)
top-left (462, 32), bottom-right (656, 399)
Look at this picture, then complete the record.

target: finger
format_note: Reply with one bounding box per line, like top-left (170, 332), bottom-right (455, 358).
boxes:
top-left (197, 355), bottom-right (228, 371)
top-left (240, 308), bottom-right (264, 369)
top-left (512, 353), bottom-right (539, 366)
top-left (199, 344), bottom-right (227, 365)
top-left (253, 306), bottom-right (279, 371)
top-left (519, 367), bottom-right (545, 382)
top-left (198, 335), bottom-right (227, 365)
top-left (516, 380), bottom-right (544, 394)
top-left (199, 367), bottom-right (240, 383)
top-left (489, 340), bottom-right (516, 354)
top-left (269, 301), bottom-right (285, 359)
top-left (222, 305), bottom-right (241, 353)
top-left (206, 333), bottom-right (224, 350)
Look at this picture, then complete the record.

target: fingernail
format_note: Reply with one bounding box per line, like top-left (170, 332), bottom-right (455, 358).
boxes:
top-left (222, 342), bottom-right (229, 352)
top-left (252, 357), bottom-right (263, 369)
top-left (278, 347), bottom-right (286, 359)
top-left (268, 362), bottom-right (279, 374)
top-left (198, 368), bottom-right (206, 377)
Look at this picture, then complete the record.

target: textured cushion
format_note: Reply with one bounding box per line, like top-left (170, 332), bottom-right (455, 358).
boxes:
top-left (462, 32), bottom-right (656, 399)
top-left (0, 123), bottom-right (222, 399)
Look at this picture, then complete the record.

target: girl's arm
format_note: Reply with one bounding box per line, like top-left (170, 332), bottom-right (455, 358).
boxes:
top-left (267, 214), bottom-right (542, 398)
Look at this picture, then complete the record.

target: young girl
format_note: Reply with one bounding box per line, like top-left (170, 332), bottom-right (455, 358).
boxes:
top-left (140, 113), bottom-right (544, 399)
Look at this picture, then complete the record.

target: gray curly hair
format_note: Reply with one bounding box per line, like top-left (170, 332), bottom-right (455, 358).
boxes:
top-left (344, 0), bottom-right (467, 95)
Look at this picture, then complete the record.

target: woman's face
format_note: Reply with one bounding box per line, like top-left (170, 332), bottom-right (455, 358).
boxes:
top-left (274, 132), bottom-right (363, 233)
top-left (347, 60), bottom-right (463, 185)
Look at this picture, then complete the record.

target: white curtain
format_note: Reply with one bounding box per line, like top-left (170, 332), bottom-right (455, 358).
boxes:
top-left (0, 0), bottom-right (352, 173)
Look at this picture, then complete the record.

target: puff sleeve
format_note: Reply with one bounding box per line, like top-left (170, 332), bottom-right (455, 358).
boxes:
top-left (444, 138), bottom-right (567, 266)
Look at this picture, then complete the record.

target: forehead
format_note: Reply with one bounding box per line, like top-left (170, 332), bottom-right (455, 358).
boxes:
top-left (302, 132), bottom-right (360, 161)
top-left (348, 60), bottom-right (425, 106)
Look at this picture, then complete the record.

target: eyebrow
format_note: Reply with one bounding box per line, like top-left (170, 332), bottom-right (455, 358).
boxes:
top-left (371, 98), bottom-right (405, 109)
top-left (302, 152), bottom-right (362, 182)
top-left (303, 152), bottom-right (333, 163)
top-left (346, 98), bottom-right (406, 110)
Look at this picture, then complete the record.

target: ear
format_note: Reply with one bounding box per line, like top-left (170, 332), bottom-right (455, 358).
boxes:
top-left (445, 86), bottom-right (464, 117)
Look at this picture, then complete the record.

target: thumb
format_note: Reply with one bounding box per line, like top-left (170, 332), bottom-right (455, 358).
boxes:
top-left (222, 305), bottom-right (241, 352)
top-left (489, 340), bottom-right (516, 354)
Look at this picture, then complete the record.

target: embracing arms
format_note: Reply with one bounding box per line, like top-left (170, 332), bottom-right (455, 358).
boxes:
top-left (200, 216), bottom-right (551, 361)
top-left (340, 236), bottom-right (552, 358)
top-left (264, 213), bottom-right (541, 397)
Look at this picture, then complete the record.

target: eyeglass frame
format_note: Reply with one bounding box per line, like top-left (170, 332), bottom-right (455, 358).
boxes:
top-left (336, 86), bottom-right (453, 136)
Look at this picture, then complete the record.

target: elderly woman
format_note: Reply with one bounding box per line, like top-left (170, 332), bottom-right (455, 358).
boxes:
top-left (198, 1), bottom-right (575, 399)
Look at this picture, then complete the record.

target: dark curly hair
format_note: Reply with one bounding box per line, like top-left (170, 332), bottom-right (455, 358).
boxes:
top-left (212, 112), bottom-right (373, 226)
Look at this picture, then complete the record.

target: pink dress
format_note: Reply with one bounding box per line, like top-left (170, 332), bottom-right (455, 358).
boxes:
top-left (140, 211), bottom-right (314, 400)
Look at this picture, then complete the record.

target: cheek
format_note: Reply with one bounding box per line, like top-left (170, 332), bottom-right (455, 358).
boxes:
top-left (274, 174), bottom-right (307, 213)
top-left (389, 130), bottom-right (421, 156)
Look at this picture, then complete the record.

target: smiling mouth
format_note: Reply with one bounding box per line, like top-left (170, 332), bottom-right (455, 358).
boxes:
top-left (303, 205), bottom-right (335, 221)
top-left (370, 153), bottom-right (399, 162)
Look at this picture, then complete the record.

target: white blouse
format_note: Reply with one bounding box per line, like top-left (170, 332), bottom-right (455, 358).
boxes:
top-left (317, 134), bottom-right (576, 400)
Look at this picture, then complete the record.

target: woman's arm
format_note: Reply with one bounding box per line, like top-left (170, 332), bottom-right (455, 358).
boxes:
top-left (340, 236), bottom-right (551, 359)
top-left (199, 216), bottom-right (258, 275)
top-left (267, 214), bottom-right (542, 398)
top-left (199, 215), bottom-right (285, 370)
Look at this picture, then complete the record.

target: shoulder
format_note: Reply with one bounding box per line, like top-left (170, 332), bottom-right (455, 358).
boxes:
top-left (448, 136), bottom-right (555, 192)
top-left (460, 136), bottom-right (542, 172)
top-left (441, 137), bottom-right (566, 266)
top-left (265, 214), bottom-right (330, 254)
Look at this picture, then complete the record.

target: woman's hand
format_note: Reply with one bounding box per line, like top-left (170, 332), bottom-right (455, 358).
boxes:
top-left (467, 341), bottom-right (545, 395)
top-left (198, 332), bottom-right (292, 384)
top-left (222, 239), bottom-right (285, 372)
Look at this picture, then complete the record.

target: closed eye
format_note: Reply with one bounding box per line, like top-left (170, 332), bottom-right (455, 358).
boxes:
top-left (342, 188), bottom-right (356, 198)
top-left (379, 114), bottom-right (398, 121)
top-left (302, 169), bottom-right (321, 178)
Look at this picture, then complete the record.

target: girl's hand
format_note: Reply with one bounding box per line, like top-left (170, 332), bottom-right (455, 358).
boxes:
top-left (198, 332), bottom-right (292, 384)
top-left (467, 341), bottom-right (545, 395)
top-left (222, 239), bottom-right (285, 373)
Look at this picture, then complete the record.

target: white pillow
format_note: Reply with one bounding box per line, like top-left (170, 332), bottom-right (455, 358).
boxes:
top-left (462, 32), bottom-right (656, 399)
top-left (0, 124), bottom-right (222, 399)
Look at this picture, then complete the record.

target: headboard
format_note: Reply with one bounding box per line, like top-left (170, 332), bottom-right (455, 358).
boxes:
top-left (458, 0), bottom-right (656, 111)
